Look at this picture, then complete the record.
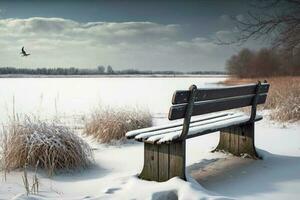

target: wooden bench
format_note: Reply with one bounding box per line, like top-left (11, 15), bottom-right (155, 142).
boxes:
top-left (126, 81), bottom-right (270, 182)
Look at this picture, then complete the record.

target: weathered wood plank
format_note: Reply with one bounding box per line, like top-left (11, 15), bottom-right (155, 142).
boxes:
top-left (250, 81), bottom-right (262, 121)
top-left (139, 143), bottom-right (159, 181)
top-left (238, 123), bottom-right (259, 158)
top-left (141, 115), bottom-right (262, 143)
top-left (169, 141), bottom-right (186, 180)
top-left (158, 144), bottom-right (169, 181)
top-left (172, 83), bottom-right (269, 104)
top-left (230, 126), bottom-right (240, 155)
top-left (180, 85), bottom-right (197, 140)
top-left (214, 123), bottom-right (259, 158)
top-left (225, 128), bottom-right (231, 151)
top-left (215, 130), bottom-right (225, 150)
top-left (126, 113), bottom-right (230, 139)
top-left (139, 141), bottom-right (186, 182)
top-left (169, 94), bottom-right (267, 120)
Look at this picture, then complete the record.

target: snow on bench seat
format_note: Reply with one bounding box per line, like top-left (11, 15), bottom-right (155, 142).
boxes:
top-left (126, 112), bottom-right (262, 144)
top-left (126, 112), bottom-right (231, 139)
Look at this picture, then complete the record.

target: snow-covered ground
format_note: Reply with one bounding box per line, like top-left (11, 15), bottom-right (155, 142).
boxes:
top-left (1, 77), bottom-right (299, 199)
top-left (1, 116), bottom-right (299, 200)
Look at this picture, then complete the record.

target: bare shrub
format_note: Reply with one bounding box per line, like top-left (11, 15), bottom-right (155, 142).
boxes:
top-left (84, 106), bottom-right (152, 143)
top-left (226, 48), bottom-right (285, 78)
top-left (0, 118), bottom-right (94, 176)
top-left (223, 76), bottom-right (300, 122)
top-left (226, 48), bottom-right (255, 78)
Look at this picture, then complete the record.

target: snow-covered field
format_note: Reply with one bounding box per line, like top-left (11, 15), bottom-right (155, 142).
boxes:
top-left (0, 77), bottom-right (225, 123)
top-left (0, 77), bottom-right (299, 200)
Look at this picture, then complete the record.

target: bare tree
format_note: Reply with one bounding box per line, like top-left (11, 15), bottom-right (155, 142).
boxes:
top-left (226, 48), bottom-right (285, 78)
top-left (106, 65), bottom-right (114, 74)
top-left (222, 0), bottom-right (300, 54)
top-left (226, 48), bottom-right (255, 77)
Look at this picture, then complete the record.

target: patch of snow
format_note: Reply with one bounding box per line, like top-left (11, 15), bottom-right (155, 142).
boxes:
top-left (133, 113), bottom-right (261, 144)
top-left (10, 176), bottom-right (232, 200)
top-left (126, 112), bottom-right (231, 138)
top-left (1, 118), bottom-right (299, 200)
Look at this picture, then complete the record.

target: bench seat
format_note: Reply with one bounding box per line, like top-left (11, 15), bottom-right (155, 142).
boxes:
top-left (126, 112), bottom-right (262, 144)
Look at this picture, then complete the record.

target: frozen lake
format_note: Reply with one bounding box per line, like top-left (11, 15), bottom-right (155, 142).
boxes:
top-left (0, 77), bottom-right (226, 123)
top-left (2, 76), bottom-right (300, 200)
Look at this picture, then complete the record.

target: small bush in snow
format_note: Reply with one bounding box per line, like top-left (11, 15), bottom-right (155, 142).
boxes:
top-left (0, 118), bottom-right (93, 176)
top-left (84, 106), bottom-right (152, 143)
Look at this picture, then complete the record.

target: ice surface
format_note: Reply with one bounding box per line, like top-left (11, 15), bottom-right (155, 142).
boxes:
top-left (0, 77), bottom-right (225, 123)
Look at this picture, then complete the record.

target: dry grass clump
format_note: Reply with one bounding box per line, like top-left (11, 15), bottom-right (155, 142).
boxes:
top-left (0, 118), bottom-right (94, 176)
top-left (84, 107), bottom-right (152, 143)
top-left (223, 76), bottom-right (300, 122)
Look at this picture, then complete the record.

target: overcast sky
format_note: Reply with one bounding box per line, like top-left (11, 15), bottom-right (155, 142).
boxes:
top-left (0, 0), bottom-right (267, 71)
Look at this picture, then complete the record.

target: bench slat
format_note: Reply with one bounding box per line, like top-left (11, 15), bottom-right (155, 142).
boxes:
top-left (145, 114), bottom-right (262, 144)
top-left (172, 83), bottom-right (269, 105)
top-left (169, 93), bottom-right (267, 120)
top-left (125, 112), bottom-right (230, 139)
top-left (134, 113), bottom-right (244, 141)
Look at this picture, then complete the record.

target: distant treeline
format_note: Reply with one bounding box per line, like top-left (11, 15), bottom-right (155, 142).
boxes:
top-left (0, 65), bottom-right (225, 75)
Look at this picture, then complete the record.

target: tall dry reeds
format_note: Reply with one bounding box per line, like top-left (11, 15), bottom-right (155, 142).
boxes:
top-left (223, 76), bottom-right (300, 122)
top-left (84, 106), bottom-right (152, 143)
top-left (0, 117), bottom-right (94, 176)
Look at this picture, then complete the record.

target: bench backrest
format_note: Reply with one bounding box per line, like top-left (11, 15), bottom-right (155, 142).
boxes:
top-left (168, 81), bottom-right (270, 139)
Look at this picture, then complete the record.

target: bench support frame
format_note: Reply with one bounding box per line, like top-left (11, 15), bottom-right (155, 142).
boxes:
top-left (139, 141), bottom-right (186, 182)
top-left (214, 122), bottom-right (259, 158)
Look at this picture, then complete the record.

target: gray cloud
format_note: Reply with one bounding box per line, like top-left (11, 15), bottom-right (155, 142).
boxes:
top-left (0, 8), bottom-right (4, 18)
top-left (0, 17), bottom-right (242, 71)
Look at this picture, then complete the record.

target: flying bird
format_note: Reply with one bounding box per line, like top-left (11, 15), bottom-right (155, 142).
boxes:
top-left (20, 47), bottom-right (30, 57)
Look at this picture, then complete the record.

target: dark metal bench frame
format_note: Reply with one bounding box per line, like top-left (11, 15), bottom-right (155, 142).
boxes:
top-left (132, 81), bottom-right (269, 182)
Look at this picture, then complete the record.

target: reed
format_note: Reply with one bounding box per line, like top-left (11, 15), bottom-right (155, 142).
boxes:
top-left (0, 117), bottom-right (94, 176)
top-left (223, 76), bottom-right (300, 122)
top-left (84, 106), bottom-right (152, 143)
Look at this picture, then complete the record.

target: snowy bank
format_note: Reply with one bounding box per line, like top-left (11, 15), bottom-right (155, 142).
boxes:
top-left (1, 117), bottom-right (299, 200)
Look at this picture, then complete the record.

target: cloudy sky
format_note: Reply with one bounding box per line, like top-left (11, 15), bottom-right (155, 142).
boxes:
top-left (0, 0), bottom-right (267, 71)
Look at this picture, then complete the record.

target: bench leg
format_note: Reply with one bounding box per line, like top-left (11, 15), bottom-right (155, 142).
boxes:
top-left (214, 123), bottom-right (260, 159)
top-left (139, 141), bottom-right (186, 182)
